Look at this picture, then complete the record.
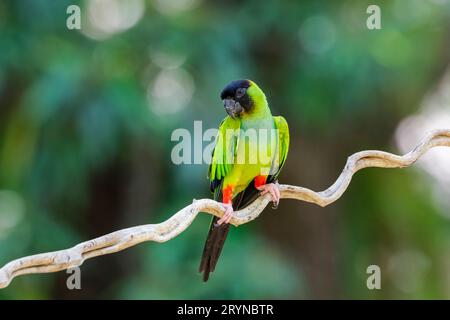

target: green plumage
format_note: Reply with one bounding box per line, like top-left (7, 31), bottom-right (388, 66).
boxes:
top-left (199, 80), bottom-right (290, 281)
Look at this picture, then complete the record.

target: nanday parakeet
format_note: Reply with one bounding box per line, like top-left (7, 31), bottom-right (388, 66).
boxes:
top-left (199, 79), bottom-right (290, 281)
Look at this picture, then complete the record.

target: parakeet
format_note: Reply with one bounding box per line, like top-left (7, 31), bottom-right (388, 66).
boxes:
top-left (199, 79), bottom-right (290, 281)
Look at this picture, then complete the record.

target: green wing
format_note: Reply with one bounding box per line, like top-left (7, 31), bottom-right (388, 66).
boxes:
top-left (208, 116), bottom-right (240, 192)
top-left (270, 116), bottom-right (290, 181)
top-left (201, 116), bottom-right (239, 282)
top-left (200, 115), bottom-right (288, 282)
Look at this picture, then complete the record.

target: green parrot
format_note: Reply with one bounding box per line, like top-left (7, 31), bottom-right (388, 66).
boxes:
top-left (199, 79), bottom-right (290, 281)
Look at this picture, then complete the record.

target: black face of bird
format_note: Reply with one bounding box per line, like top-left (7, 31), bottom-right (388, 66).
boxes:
top-left (220, 79), bottom-right (253, 118)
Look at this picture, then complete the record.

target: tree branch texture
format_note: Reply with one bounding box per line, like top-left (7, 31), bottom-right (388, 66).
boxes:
top-left (0, 129), bottom-right (449, 289)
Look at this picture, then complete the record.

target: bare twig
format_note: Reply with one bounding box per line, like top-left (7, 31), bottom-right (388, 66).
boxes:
top-left (0, 129), bottom-right (449, 289)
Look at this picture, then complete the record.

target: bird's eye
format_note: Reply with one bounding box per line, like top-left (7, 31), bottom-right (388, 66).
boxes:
top-left (235, 88), bottom-right (246, 99)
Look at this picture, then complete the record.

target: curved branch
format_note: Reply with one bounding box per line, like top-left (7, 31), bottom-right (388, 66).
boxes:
top-left (1, 129), bottom-right (449, 289)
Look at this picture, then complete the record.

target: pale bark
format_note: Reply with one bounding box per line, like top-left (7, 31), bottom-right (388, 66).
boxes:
top-left (0, 129), bottom-right (449, 289)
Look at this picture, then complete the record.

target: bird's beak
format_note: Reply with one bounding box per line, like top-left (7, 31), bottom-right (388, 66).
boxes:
top-left (223, 98), bottom-right (244, 119)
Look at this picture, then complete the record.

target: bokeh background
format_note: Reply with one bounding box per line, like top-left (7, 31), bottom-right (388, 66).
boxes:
top-left (1, 0), bottom-right (450, 299)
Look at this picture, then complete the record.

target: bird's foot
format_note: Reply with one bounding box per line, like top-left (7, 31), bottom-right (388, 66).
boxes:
top-left (216, 203), bottom-right (234, 226)
top-left (257, 183), bottom-right (281, 209)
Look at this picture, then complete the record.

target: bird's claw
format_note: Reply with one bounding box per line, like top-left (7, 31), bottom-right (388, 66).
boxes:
top-left (257, 183), bottom-right (281, 209)
top-left (216, 203), bottom-right (234, 226)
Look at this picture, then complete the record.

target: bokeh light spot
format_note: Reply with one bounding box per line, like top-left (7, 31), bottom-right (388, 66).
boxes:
top-left (153, 0), bottom-right (201, 16)
top-left (82, 0), bottom-right (145, 40)
top-left (299, 15), bottom-right (336, 55)
top-left (0, 190), bottom-right (25, 239)
top-left (148, 68), bottom-right (195, 115)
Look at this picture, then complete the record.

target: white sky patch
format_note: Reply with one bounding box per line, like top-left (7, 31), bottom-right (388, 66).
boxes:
top-left (395, 66), bottom-right (450, 215)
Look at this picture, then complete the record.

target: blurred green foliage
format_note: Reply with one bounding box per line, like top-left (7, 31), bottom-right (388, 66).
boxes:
top-left (1, 0), bottom-right (450, 299)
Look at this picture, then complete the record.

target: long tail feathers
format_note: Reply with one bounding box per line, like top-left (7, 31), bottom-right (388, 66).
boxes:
top-left (199, 181), bottom-right (263, 282)
top-left (199, 217), bottom-right (230, 282)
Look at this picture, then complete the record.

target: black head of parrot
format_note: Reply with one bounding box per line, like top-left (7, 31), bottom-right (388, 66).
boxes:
top-left (220, 79), bottom-right (253, 118)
